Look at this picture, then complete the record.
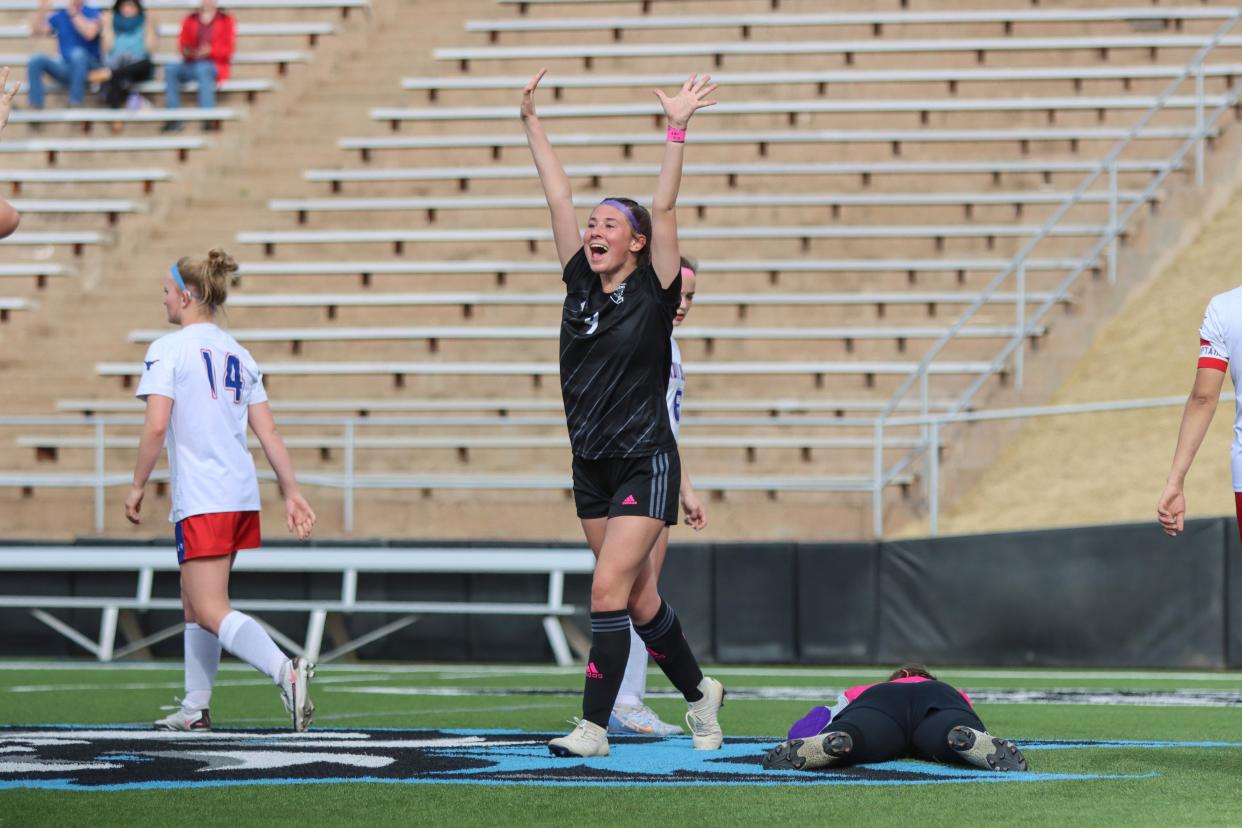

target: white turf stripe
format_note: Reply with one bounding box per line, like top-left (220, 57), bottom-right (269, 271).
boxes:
top-left (328, 685), bottom-right (1242, 707)
top-left (5, 674), bottom-right (391, 693)
top-left (2, 661), bottom-right (1242, 681)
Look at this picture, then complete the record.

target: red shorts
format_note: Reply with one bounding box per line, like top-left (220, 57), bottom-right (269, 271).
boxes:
top-left (175, 511), bottom-right (261, 564)
top-left (1234, 494), bottom-right (1242, 546)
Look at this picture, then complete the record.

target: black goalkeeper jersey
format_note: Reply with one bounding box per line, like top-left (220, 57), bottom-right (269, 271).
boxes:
top-left (559, 248), bottom-right (682, 460)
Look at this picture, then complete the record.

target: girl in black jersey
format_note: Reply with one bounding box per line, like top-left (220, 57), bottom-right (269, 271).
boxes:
top-left (521, 68), bottom-right (725, 758)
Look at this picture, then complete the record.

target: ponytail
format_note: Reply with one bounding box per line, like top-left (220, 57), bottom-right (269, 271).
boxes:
top-left (176, 247), bottom-right (240, 312)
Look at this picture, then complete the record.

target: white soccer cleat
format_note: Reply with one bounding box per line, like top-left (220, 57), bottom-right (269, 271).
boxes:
top-left (947, 725), bottom-right (1029, 772)
top-left (548, 718), bottom-right (610, 757)
top-left (153, 704), bottom-right (211, 732)
top-left (278, 657), bottom-right (315, 732)
top-left (685, 676), bottom-right (725, 750)
top-left (609, 703), bottom-right (685, 737)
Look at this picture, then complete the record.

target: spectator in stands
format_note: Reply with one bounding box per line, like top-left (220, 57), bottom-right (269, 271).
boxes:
top-left (762, 664), bottom-right (1029, 772)
top-left (92, 0), bottom-right (156, 112)
top-left (0, 68), bottom-right (19, 237)
top-left (522, 68), bottom-right (725, 759)
top-left (161, 0), bottom-right (235, 133)
top-left (26, 0), bottom-right (103, 110)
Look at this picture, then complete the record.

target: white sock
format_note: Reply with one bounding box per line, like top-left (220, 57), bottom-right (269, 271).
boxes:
top-left (614, 623), bottom-right (649, 708)
top-left (216, 610), bottom-right (289, 684)
top-left (183, 622), bottom-right (221, 712)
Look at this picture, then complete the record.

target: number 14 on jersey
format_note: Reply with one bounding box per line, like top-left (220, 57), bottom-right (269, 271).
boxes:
top-left (200, 348), bottom-right (244, 403)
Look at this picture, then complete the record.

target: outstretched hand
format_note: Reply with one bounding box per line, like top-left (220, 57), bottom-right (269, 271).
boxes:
top-left (654, 73), bottom-right (718, 129)
top-left (0, 68), bottom-right (16, 132)
top-left (520, 68), bottom-right (547, 122)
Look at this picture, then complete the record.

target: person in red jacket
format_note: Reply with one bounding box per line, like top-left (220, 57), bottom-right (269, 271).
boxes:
top-left (160, 0), bottom-right (234, 132)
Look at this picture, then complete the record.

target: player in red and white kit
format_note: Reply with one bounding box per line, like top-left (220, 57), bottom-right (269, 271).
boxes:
top-left (1158, 287), bottom-right (1241, 541)
top-left (126, 248), bottom-right (318, 732)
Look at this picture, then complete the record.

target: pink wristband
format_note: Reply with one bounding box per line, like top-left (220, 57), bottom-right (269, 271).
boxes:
top-left (666, 125), bottom-right (686, 144)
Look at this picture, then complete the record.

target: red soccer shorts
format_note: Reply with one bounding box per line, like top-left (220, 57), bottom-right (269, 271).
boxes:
top-left (175, 511), bottom-right (261, 564)
top-left (1234, 493), bottom-right (1242, 547)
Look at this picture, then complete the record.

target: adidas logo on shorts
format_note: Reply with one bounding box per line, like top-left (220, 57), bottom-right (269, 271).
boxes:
top-left (621, 495), bottom-right (638, 506)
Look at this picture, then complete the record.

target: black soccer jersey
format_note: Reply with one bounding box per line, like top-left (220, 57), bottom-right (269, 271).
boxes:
top-left (560, 248), bottom-right (682, 459)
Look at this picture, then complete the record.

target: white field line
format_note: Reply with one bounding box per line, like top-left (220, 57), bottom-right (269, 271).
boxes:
top-left (3, 661), bottom-right (1242, 682)
top-left (4, 674), bottom-right (395, 694)
top-left (328, 685), bottom-right (1242, 707)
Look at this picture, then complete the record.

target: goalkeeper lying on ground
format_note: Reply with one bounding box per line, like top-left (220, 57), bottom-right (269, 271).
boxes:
top-left (762, 664), bottom-right (1028, 772)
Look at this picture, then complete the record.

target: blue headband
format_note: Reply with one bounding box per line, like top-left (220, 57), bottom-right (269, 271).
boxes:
top-left (599, 199), bottom-right (643, 234)
top-left (170, 263), bottom-right (187, 291)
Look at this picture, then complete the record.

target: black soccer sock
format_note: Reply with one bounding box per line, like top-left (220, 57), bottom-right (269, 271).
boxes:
top-left (581, 610), bottom-right (631, 728)
top-left (634, 601), bottom-right (704, 703)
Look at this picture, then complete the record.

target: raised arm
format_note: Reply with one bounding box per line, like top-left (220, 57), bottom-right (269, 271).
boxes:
top-left (1157, 366), bottom-right (1226, 536)
top-left (248, 401), bottom-right (316, 539)
top-left (0, 68), bottom-right (20, 239)
top-left (520, 69), bottom-right (580, 270)
top-left (650, 74), bottom-right (717, 288)
top-left (125, 394), bottom-right (173, 524)
top-left (30, 0), bottom-right (51, 36)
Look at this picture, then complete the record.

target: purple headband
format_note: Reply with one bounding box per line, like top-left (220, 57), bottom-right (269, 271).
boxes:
top-left (599, 199), bottom-right (643, 234)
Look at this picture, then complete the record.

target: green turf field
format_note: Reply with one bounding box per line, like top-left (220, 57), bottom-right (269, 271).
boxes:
top-left (2, 661), bottom-right (1240, 827)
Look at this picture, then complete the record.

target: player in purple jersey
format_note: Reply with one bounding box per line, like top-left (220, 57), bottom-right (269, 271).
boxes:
top-left (522, 68), bottom-right (725, 758)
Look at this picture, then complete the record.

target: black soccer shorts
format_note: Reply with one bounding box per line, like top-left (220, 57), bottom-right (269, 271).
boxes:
top-left (571, 449), bottom-right (680, 526)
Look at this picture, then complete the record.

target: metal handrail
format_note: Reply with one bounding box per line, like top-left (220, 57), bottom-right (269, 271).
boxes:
top-left (871, 7), bottom-right (1242, 537)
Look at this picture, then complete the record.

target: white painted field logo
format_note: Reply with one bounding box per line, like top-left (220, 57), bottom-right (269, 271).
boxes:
top-left (0, 727), bottom-right (1192, 790)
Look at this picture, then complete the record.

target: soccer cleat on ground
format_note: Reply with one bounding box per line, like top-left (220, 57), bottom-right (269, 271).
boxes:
top-left (762, 731), bottom-right (853, 771)
top-left (609, 703), bottom-right (685, 737)
top-left (278, 657), bottom-right (315, 732)
top-left (685, 676), bottom-right (726, 749)
top-left (947, 725), bottom-right (1029, 772)
top-left (153, 705), bottom-right (211, 732)
top-left (548, 718), bottom-right (610, 757)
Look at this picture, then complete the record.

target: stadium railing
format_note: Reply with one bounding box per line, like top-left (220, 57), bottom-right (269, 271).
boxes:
top-left (337, 127), bottom-right (1212, 162)
top-left (126, 323), bottom-right (1045, 347)
top-left (0, 297), bottom-right (35, 321)
top-left (306, 159), bottom-right (1175, 191)
top-left (469, 7), bottom-right (1238, 38)
top-left (0, 415), bottom-right (916, 533)
top-left (432, 34), bottom-right (1242, 71)
top-left (0, 136), bottom-right (207, 165)
top-left (235, 224), bottom-right (1109, 257)
top-left (266, 190), bottom-right (1149, 224)
top-left (868, 7), bottom-right (1242, 537)
top-left (0, 546), bottom-right (594, 664)
top-left (485, 4), bottom-right (1235, 28)
top-left (0, 168), bottom-right (172, 195)
top-left (55, 397), bottom-right (959, 416)
top-left (0, 230), bottom-right (105, 254)
top-left (370, 94), bottom-right (1233, 129)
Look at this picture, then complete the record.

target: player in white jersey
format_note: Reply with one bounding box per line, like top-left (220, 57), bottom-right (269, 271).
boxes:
top-left (125, 248), bottom-right (318, 732)
top-left (609, 256), bottom-right (708, 737)
top-left (1158, 287), bottom-right (1242, 542)
top-left (0, 68), bottom-right (22, 238)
